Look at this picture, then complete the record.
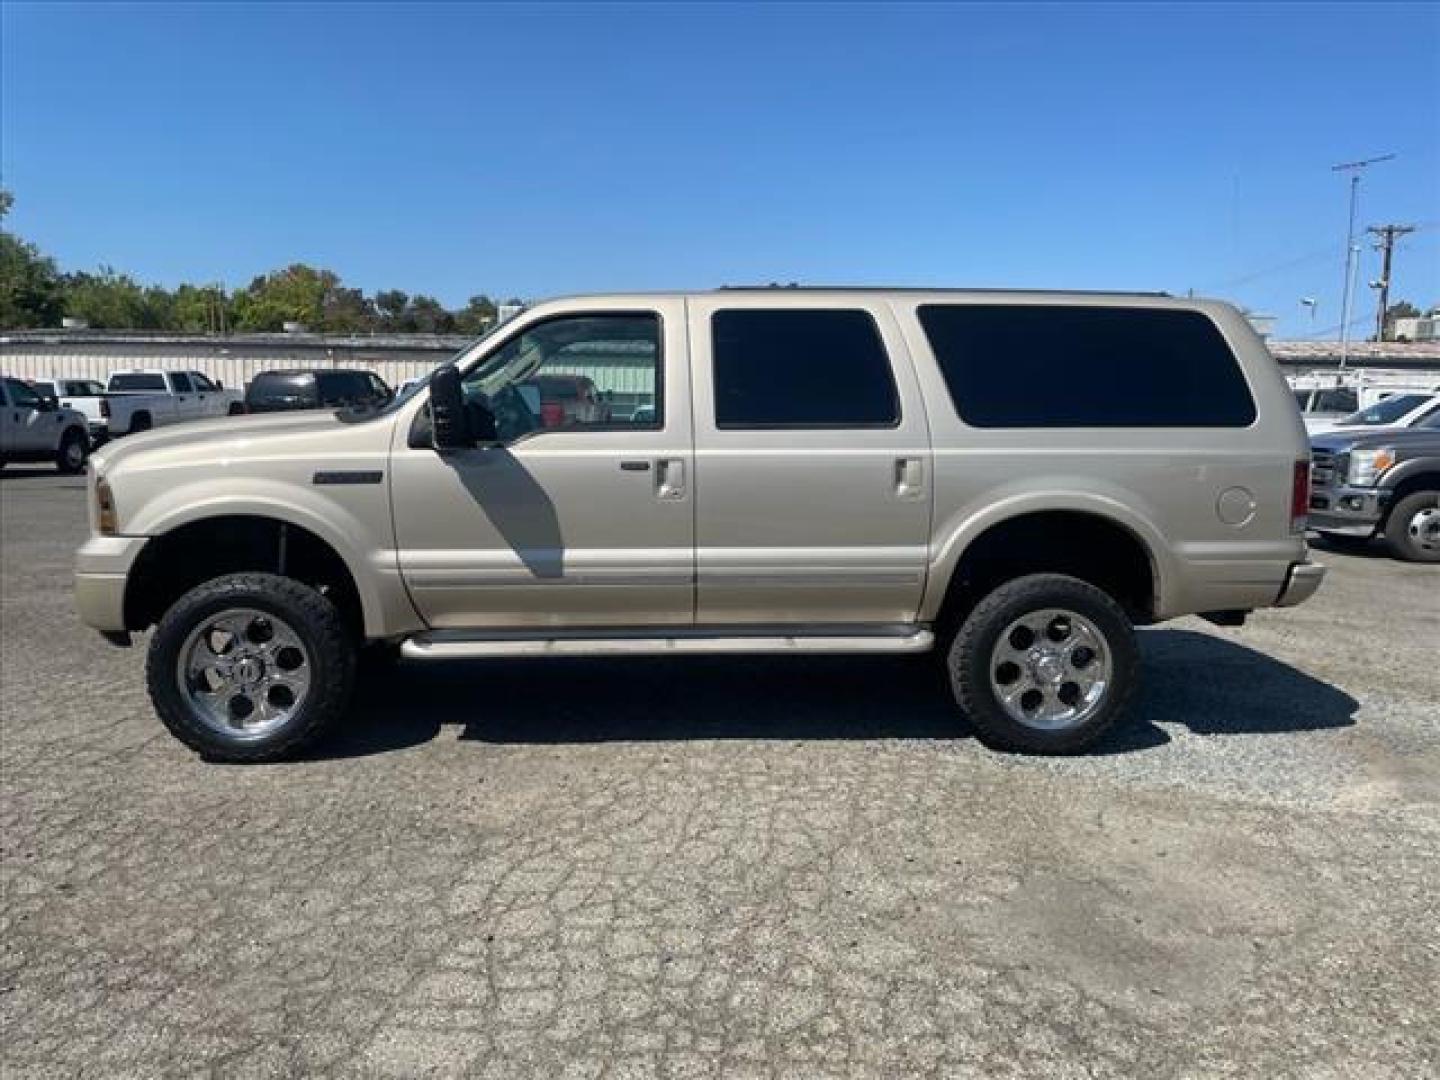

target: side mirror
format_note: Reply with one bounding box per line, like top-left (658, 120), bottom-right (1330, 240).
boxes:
top-left (214, 379), bottom-right (224, 390)
top-left (430, 364), bottom-right (471, 449)
top-left (36, 396), bottom-right (57, 412)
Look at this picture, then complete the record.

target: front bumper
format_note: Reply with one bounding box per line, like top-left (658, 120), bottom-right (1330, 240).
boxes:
top-left (1275, 560), bottom-right (1326, 607)
top-left (1308, 483), bottom-right (1389, 537)
top-left (74, 535), bottom-right (148, 635)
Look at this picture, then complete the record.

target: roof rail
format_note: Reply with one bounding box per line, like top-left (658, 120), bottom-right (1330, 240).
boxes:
top-left (715, 284), bottom-right (1173, 297)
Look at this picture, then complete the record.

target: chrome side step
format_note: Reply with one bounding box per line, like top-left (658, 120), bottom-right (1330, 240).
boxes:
top-left (400, 628), bottom-right (935, 661)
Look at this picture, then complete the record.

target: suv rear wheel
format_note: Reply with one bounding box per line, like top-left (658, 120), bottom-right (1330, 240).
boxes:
top-left (948, 574), bottom-right (1138, 754)
top-left (146, 573), bottom-right (356, 762)
top-left (1384, 490), bottom-right (1440, 563)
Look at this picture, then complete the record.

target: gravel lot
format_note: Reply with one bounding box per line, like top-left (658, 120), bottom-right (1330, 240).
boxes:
top-left (2, 467), bottom-right (1437, 1078)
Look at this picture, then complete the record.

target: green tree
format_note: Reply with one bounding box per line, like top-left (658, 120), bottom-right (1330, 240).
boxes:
top-left (63, 268), bottom-right (170, 329)
top-left (403, 294), bottom-right (456, 334)
top-left (230, 264), bottom-right (340, 331)
top-left (0, 189), bottom-right (65, 328)
top-left (454, 294), bottom-right (498, 335)
top-left (375, 289), bottom-right (409, 330)
top-left (171, 284), bottom-right (230, 333)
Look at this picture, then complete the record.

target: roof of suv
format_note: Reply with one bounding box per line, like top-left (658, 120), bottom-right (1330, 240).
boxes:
top-left (715, 285), bottom-right (1172, 297)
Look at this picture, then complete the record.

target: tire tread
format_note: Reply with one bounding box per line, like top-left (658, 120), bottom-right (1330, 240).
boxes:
top-left (145, 572), bottom-right (355, 762)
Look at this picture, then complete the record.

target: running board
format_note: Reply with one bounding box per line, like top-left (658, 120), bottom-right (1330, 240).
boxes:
top-left (400, 629), bottom-right (935, 660)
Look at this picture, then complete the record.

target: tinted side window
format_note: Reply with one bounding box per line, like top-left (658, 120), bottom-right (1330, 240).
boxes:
top-left (170, 373), bottom-right (194, 392)
top-left (918, 305), bottom-right (1256, 428)
top-left (712, 309), bottom-right (898, 428)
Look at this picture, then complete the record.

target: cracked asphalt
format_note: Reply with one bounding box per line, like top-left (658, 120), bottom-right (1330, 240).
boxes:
top-left (2, 467), bottom-right (1437, 1078)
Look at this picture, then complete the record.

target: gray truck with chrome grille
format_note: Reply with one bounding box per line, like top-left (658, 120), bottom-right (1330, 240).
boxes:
top-left (1309, 418), bottom-right (1440, 562)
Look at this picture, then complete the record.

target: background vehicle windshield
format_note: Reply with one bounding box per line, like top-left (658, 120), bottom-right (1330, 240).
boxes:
top-left (1336, 394), bottom-right (1432, 426)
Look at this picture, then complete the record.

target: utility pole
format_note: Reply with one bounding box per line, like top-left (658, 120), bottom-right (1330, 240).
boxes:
top-left (1331, 154), bottom-right (1395, 367)
top-left (1367, 224), bottom-right (1416, 341)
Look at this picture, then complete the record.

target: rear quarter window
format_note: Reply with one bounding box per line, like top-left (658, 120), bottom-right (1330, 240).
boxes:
top-left (109, 373), bottom-right (168, 392)
top-left (918, 304), bottom-right (1256, 428)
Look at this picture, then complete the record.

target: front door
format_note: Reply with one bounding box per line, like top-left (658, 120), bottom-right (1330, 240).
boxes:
top-left (1, 378), bottom-right (52, 455)
top-left (685, 296), bottom-right (934, 626)
top-left (391, 300), bottom-right (694, 630)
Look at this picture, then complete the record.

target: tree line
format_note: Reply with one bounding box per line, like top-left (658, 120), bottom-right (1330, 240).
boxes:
top-left (1, 190), bottom-right (514, 335)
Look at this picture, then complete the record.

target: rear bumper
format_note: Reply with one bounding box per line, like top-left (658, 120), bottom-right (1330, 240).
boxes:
top-left (1275, 560), bottom-right (1326, 607)
top-left (74, 535), bottom-right (148, 635)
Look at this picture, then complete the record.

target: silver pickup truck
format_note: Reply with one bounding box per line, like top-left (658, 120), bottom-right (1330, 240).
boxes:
top-left (76, 288), bottom-right (1324, 761)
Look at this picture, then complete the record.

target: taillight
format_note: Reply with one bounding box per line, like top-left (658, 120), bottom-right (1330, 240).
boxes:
top-left (100, 398), bottom-right (111, 419)
top-left (1291, 459), bottom-right (1309, 534)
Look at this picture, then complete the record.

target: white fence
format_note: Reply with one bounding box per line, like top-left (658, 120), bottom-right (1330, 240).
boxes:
top-left (0, 336), bottom-right (462, 392)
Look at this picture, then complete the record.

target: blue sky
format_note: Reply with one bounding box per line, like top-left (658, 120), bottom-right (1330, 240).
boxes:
top-left (3, 1), bottom-right (1437, 337)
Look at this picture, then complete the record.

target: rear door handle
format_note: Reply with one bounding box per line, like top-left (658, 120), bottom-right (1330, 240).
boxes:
top-left (619, 460), bottom-right (651, 472)
top-left (895, 456), bottom-right (925, 499)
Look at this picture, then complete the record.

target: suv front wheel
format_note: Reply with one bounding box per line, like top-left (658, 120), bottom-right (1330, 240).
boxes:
top-left (146, 573), bottom-right (357, 762)
top-left (948, 574), bottom-right (1139, 754)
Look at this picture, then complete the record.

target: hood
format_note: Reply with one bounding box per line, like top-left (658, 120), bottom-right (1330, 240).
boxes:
top-left (91, 410), bottom-right (355, 473)
top-left (1310, 425), bottom-right (1440, 454)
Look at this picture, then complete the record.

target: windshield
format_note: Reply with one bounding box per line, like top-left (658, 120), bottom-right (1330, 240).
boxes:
top-left (1337, 394), bottom-right (1432, 427)
top-left (1417, 406), bottom-right (1440, 430)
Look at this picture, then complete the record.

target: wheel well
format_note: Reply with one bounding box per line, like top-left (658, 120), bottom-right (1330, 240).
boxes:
top-left (124, 516), bottom-right (362, 637)
top-left (1387, 472), bottom-right (1440, 509)
top-left (936, 511), bottom-right (1157, 631)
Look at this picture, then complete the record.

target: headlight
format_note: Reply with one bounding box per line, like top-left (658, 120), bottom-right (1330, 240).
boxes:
top-left (95, 476), bottom-right (118, 535)
top-left (1347, 447), bottom-right (1395, 487)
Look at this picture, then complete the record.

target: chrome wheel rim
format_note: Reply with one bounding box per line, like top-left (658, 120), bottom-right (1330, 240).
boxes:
top-left (989, 608), bottom-right (1111, 731)
top-left (178, 608), bottom-right (312, 739)
top-left (1407, 506), bottom-right (1440, 553)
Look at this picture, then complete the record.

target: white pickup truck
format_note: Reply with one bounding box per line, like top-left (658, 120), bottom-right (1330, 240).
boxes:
top-left (102, 369), bottom-right (245, 435)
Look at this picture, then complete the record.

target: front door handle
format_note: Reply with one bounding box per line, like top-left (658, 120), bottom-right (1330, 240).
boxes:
top-left (619, 460), bottom-right (652, 472)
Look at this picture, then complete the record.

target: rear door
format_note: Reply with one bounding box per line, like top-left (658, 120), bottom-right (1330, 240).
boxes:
top-left (686, 295), bottom-right (933, 626)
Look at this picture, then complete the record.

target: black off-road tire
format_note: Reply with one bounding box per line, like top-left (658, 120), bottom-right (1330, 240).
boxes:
top-left (146, 573), bottom-right (357, 762)
top-left (948, 573), bottom-right (1139, 755)
top-left (129, 412), bottom-right (152, 433)
top-left (1383, 490), bottom-right (1440, 563)
top-left (56, 428), bottom-right (88, 474)
top-left (228, 403), bottom-right (245, 416)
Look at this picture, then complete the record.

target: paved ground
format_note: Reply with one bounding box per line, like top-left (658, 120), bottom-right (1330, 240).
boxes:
top-left (2, 467), bottom-right (1437, 1078)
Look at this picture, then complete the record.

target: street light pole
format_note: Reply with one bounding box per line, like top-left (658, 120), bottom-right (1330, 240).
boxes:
top-left (1331, 154), bottom-right (1395, 369)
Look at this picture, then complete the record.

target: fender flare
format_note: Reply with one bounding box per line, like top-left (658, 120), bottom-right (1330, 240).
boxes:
top-left (921, 488), bottom-right (1174, 621)
top-left (128, 487), bottom-right (395, 637)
